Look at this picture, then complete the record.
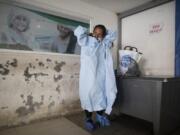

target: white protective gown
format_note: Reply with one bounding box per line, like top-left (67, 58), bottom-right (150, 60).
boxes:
top-left (74, 26), bottom-right (117, 115)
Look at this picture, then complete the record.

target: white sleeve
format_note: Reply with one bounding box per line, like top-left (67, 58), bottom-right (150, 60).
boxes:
top-left (103, 30), bottom-right (117, 48)
top-left (74, 26), bottom-right (97, 47)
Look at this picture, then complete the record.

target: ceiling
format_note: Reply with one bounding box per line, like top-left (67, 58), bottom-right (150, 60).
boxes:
top-left (81, 0), bottom-right (153, 13)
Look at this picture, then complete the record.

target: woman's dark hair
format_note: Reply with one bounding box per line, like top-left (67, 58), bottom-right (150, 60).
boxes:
top-left (93, 24), bottom-right (107, 38)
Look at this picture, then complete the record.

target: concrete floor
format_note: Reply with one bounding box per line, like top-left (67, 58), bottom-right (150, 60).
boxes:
top-left (66, 112), bottom-right (180, 135)
top-left (0, 117), bottom-right (90, 135)
top-left (66, 112), bottom-right (153, 135)
top-left (0, 112), bottom-right (180, 135)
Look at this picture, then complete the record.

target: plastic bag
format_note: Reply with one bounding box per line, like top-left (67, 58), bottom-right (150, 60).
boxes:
top-left (119, 46), bottom-right (142, 76)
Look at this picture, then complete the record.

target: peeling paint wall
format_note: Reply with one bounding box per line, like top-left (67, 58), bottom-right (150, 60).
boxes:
top-left (0, 50), bottom-right (81, 127)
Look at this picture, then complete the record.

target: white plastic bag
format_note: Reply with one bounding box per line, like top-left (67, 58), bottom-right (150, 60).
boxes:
top-left (119, 46), bottom-right (142, 75)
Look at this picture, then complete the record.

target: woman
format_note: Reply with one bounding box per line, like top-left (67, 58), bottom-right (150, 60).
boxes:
top-left (74, 25), bottom-right (117, 131)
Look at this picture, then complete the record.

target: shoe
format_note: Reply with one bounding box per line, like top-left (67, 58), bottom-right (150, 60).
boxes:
top-left (85, 119), bottom-right (96, 131)
top-left (96, 114), bottom-right (110, 127)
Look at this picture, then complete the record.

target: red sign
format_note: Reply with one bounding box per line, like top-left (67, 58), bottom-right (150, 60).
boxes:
top-left (149, 23), bottom-right (164, 34)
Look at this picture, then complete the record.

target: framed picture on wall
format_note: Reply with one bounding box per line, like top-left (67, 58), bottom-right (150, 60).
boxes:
top-left (0, 2), bottom-right (89, 55)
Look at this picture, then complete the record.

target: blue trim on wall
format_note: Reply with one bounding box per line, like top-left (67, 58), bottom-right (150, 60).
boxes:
top-left (175, 0), bottom-right (180, 76)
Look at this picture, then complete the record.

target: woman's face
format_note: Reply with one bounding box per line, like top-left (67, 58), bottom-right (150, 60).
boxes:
top-left (13, 15), bottom-right (29, 32)
top-left (93, 28), bottom-right (104, 41)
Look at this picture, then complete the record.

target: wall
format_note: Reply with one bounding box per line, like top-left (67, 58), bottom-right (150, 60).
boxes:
top-left (0, 0), bottom-right (118, 127)
top-left (0, 50), bottom-right (81, 127)
top-left (121, 1), bottom-right (175, 76)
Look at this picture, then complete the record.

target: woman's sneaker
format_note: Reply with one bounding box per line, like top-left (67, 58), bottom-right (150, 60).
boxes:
top-left (96, 114), bottom-right (110, 127)
top-left (85, 119), bottom-right (96, 131)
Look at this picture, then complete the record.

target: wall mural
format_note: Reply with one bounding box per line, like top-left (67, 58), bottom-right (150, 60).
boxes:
top-left (0, 2), bottom-right (89, 55)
